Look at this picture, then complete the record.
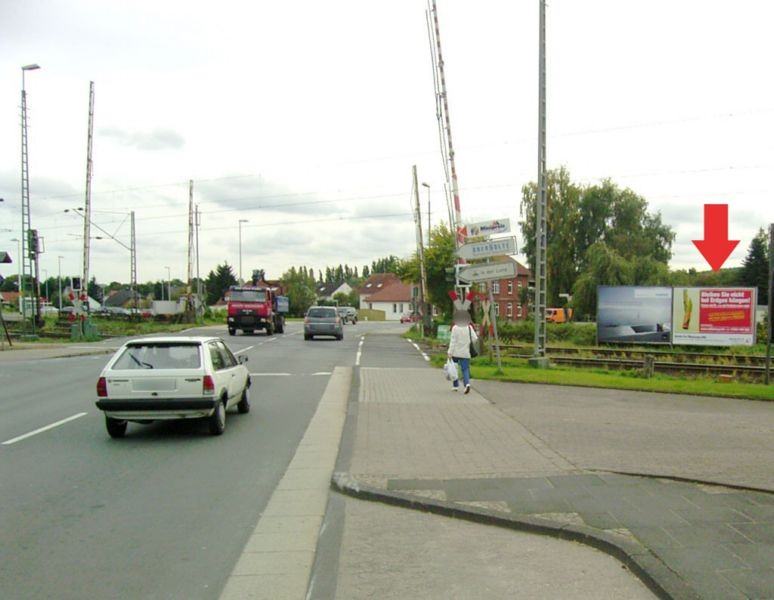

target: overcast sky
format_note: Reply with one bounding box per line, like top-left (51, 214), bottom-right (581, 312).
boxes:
top-left (1, 0), bottom-right (772, 287)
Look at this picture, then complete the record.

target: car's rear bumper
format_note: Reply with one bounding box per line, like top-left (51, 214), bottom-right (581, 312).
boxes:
top-left (96, 397), bottom-right (218, 420)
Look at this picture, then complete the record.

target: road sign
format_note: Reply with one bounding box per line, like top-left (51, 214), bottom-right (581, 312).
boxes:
top-left (464, 218), bottom-right (511, 237)
top-left (457, 261), bottom-right (517, 283)
top-left (456, 237), bottom-right (517, 260)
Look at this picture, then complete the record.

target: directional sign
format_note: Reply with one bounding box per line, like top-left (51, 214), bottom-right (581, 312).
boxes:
top-left (464, 218), bottom-right (511, 238)
top-left (457, 261), bottom-right (517, 283)
top-left (456, 237), bottom-right (517, 261)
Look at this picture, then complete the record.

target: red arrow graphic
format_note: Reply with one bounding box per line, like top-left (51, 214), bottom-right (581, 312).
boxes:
top-left (692, 204), bottom-right (740, 272)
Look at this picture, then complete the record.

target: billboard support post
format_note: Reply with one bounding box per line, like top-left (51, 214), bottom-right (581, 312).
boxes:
top-left (766, 223), bottom-right (773, 385)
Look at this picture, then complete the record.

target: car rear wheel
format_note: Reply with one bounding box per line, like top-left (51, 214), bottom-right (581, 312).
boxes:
top-left (228, 327), bottom-right (236, 336)
top-left (237, 388), bottom-right (250, 414)
top-left (208, 400), bottom-right (226, 435)
top-left (105, 416), bottom-right (127, 438)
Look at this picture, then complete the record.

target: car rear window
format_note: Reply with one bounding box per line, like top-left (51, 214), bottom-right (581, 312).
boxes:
top-left (112, 343), bottom-right (202, 370)
top-left (308, 308), bottom-right (336, 318)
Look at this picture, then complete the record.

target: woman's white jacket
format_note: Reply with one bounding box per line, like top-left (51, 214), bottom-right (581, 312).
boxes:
top-left (447, 324), bottom-right (479, 358)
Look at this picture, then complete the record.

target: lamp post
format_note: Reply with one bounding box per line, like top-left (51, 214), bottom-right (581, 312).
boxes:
top-left (238, 219), bottom-right (248, 284)
top-left (421, 182), bottom-right (431, 247)
top-left (10, 238), bottom-right (22, 298)
top-left (57, 255), bottom-right (63, 310)
top-left (165, 266), bottom-right (171, 302)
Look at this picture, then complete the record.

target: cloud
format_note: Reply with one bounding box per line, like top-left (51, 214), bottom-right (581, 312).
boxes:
top-left (99, 127), bottom-right (185, 151)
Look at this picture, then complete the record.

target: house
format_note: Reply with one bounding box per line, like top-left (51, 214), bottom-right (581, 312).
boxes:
top-left (486, 257), bottom-right (532, 321)
top-left (0, 291), bottom-right (20, 309)
top-left (356, 273), bottom-right (401, 308)
top-left (104, 289), bottom-right (142, 309)
top-left (315, 281), bottom-right (353, 303)
top-left (362, 279), bottom-right (415, 321)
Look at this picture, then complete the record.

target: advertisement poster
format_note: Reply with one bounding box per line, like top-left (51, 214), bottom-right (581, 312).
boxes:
top-left (597, 286), bottom-right (673, 344)
top-left (672, 287), bottom-right (757, 346)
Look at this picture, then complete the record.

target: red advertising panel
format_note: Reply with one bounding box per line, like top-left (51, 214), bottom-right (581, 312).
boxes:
top-left (672, 287), bottom-right (757, 346)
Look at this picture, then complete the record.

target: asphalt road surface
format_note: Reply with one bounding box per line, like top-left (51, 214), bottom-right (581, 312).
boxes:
top-left (0, 320), bottom-right (419, 600)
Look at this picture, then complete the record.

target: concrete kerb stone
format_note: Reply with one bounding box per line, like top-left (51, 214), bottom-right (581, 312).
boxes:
top-left (329, 475), bottom-right (698, 600)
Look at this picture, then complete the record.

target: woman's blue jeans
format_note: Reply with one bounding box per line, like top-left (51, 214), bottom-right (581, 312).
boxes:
top-left (452, 357), bottom-right (470, 387)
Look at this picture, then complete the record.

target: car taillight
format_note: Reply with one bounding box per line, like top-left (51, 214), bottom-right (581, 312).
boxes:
top-left (203, 375), bottom-right (215, 395)
top-left (304, 316), bottom-right (309, 324)
top-left (336, 317), bottom-right (341, 325)
top-left (97, 377), bottom-right (108, 397)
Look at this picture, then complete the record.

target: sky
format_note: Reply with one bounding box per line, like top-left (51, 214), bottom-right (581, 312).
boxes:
top-left (1, 0), bottom-right (773, 288)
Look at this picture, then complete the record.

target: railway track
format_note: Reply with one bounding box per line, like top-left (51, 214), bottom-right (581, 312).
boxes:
top-left (495, 343), bottom-right (771, 382)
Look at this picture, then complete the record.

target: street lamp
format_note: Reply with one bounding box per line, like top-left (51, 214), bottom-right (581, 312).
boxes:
top-left (421, 182), bottom-right (431, 247)
top-left (57, 255), bottom-right (63, 310)
top-left (238, 219), bottom-right (248, 284)
top-left (10, 238), bottom-right (22, 297)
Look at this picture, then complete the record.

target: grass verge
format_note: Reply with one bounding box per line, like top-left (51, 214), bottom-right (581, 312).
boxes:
top-left (429, 354), bottom-right (774, 402)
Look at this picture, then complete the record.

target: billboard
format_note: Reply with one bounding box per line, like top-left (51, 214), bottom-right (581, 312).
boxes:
top-left (672, 287), bottom-right (757, 346)
top-left (597, 286), bottom-right (673, 344)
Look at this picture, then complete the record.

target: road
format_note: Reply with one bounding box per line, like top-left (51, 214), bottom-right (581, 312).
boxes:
top-left (0, 320), bottom-right (422, 599)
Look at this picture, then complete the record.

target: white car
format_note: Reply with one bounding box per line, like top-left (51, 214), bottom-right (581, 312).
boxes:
top-left (95, 336), bottom-right (250, 438)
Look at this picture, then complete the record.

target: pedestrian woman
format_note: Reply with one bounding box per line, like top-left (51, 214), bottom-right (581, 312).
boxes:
top-left (447, 321), bottom-right (478, 394)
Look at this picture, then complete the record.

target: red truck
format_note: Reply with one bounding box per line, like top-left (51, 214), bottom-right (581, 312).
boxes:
top-left (226, 285), bottom-right (289, 336)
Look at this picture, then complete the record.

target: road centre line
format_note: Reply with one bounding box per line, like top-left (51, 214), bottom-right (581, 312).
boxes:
top-left (2, 412), bottom-right (88, 446)
top-left (233, 346), bottom-right (254, 355)
top-left (356, 336), bottom-right (365, 366)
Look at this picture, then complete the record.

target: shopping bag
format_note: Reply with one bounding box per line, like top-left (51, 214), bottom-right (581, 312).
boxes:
top-left (443, 358), bottom-right (458, 381)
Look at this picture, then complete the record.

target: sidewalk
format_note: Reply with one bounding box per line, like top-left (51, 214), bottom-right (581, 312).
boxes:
top-left (0, 341), bottom-right (117, 362)
top-left (331, 368), bottom-right (774, 600)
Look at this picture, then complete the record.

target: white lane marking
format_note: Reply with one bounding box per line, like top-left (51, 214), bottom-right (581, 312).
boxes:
top-left (312, 372), bottom-right (332, 376)
top-left (250, 373), bottom-right (291, 377)
top-left (2, 412), bottom-right (88, 446)
top-left (234, 346), bottom-right (254, 355)
top-left (355, 336), bottom-right (365, 366)
top-left (407, 339), bottom-right (430, 362)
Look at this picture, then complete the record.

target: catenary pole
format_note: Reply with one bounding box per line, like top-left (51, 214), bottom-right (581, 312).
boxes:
top-left (531, 0), bottom-right (549, 366)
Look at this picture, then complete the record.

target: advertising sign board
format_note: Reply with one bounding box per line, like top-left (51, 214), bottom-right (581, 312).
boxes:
top-left (464, 219), bottom-right (511, 237)
top-left (672, 287), bottom-right (757, 346)
top-left (597, 286), bottom-right (673, 344)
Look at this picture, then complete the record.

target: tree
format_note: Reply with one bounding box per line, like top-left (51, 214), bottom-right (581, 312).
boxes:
top-left (398, 223), bottom-right (457, 321)
top-left (204, 262), bottom-right (237, 305)
top-left (740, 227), bottom-right (770, 305)
top-left (281, 266), bottom-right (317, 316)
top-left (520, 168), bottom-right (675, 306)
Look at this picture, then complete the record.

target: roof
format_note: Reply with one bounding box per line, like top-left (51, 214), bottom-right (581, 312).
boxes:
top-left (105, 289), bottom-right (141, 307)
top-left (316, 281), bottom-right (348, 297)
top-left (364, 280), bottom-right (413, 303)
top-left (356, 273), bottom-right (401, 295)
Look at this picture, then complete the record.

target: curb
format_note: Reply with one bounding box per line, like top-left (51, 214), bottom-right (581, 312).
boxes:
top-left (330, 474), bottom-right (700, 600)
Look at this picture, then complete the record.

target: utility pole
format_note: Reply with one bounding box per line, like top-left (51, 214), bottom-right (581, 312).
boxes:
top-left (185, 180), bottom-right (195, 321)
top-left (130, 210), bottom-right (137, 314)
top-left (530, 0), bottom-right (549, 368)
top-left (195, 204), bottom-right (202, 319)
top-left (81, 81), bottom-right (95, 336)
top-left (412, 166), bottom-right (429, 334)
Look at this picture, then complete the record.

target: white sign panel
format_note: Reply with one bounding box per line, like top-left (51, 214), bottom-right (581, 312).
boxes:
top-left (456, 237), bottom-right (517, 261)
top-left (458, 261), bottom-right (517, 283)
top-left (465, 218), bottom-right (511, 237)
